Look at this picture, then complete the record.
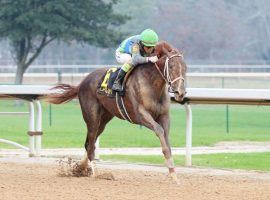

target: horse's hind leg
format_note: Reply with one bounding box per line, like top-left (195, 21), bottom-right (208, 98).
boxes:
top-left (88, 111), bottom-right (113, 176)
top-left (84, 119), bottom-right (100, 175)
top-left (80, 106), bottom-right (113, 176)
top-left (77, 94), bottom-right (101, 172)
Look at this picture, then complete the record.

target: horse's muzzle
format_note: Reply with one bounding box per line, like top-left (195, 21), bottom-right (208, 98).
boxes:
top-left (174, 91), bottom-right (186, 103)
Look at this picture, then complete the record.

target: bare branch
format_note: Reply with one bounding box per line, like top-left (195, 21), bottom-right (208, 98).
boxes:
top-left (25, 34), bottom-right (56, 67)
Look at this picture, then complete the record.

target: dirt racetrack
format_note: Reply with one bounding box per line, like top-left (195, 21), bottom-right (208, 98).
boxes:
top-left (0, 159), bottom-right (270, 200)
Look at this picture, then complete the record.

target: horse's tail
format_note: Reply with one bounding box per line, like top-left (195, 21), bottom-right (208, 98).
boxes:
top-left (45, 84), bottom-right (79, 104)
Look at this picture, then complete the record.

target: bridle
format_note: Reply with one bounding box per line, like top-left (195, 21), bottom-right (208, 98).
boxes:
top-left (154, 53), bottom-right (185, 93)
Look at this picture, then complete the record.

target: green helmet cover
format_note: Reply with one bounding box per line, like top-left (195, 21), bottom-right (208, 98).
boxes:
top-left (140, 29), bottom-right (159, 47)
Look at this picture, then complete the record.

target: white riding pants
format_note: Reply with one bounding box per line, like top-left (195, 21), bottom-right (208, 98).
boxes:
top-left (115, 49), bottom-right (132, 64)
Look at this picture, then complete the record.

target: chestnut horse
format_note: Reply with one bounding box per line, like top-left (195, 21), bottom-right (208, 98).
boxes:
top-left (46, 41), bottom-right (187, 183)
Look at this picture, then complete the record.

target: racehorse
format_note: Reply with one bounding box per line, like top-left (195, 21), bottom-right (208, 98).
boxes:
top-left (46, 41), bottom-right (187, 183)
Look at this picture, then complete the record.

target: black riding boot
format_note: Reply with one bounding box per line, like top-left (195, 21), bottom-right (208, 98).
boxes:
top-left (112, 69), bottom-right (127, 92)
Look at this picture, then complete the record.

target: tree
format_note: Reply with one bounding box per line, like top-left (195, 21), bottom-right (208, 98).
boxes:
top-left (0, 0), bottom-right (127, 84)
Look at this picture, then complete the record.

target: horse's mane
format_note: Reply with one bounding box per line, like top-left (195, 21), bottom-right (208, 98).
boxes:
top-left (154, 41), bottom-right (180, 58)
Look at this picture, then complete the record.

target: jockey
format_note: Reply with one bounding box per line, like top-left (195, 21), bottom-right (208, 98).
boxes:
top-left (112, 29), bottom-right (159, 92)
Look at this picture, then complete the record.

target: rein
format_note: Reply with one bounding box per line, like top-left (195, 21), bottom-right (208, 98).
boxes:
top-left (154, 54), bottom-right (185, 93)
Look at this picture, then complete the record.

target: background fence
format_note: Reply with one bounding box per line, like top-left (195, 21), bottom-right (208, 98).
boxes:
top-left (1, 65), bottom-right (270, 89)
top-left (1, 64), bottom-right (270, 73)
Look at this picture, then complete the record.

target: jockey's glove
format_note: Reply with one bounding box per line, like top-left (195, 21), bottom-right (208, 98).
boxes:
top-left (148, 56), bottom-right (158, 63)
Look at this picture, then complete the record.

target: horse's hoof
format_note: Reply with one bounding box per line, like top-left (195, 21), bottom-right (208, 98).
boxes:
top-left (79, 161), bottom-right (88, 170)
top-left (169, 172), bottom-right (180, 185)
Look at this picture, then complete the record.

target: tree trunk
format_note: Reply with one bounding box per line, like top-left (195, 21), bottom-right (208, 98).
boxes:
top-left (14, 63), bottom-right (26, 106)
top-left (15, 64), bottom-right (26, 85)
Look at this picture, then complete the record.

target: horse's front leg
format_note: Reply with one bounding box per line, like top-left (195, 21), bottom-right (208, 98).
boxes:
top-left (138, 107), bottom-right (179, 184)
top-left (157, 114), bottom-right (179, 184)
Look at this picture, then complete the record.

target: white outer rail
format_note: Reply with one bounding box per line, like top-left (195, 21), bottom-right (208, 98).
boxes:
top-left (176, 88), bottom-right (270, 166)
top-left (0, 139), bottom-right (29, 151)
top-left (1, 85), bottom-right (270, 163)
top-left (0, 100), bottom-right (42, 157)
top-left (0, 85), bottom-right (52, 157)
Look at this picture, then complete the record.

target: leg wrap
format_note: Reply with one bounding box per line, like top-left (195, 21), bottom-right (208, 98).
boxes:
top-left (90, 161), bottom-right (97, 176)
top-left (80, 151), bottom-right (89, 168)
top-left (165, 157), bottom-right (175, 168)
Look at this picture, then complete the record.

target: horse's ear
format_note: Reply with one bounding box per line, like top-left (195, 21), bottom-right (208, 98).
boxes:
top-left (154, 41), bottom-right (174, 57)
top-left (180, 49), bottom-right (185, 55)
top-left (175, 48), bottom-right (184, 56)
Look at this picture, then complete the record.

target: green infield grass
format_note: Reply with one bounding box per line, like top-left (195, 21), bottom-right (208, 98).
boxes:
top-left (0, 100), bottom-right (269, 148)
top-left (101, 152), bottom-right (270, 171)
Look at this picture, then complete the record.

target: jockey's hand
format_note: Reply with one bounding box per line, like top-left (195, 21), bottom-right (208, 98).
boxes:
top-left (148, 56), bottom-right (158, 63)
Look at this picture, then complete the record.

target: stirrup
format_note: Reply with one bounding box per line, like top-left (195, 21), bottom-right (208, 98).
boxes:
top-left (112, 83), bottom-right (123, 92)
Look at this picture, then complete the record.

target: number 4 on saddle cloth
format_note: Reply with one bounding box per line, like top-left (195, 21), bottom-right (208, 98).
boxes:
top-left (98, 67), bottom-right (126, 97)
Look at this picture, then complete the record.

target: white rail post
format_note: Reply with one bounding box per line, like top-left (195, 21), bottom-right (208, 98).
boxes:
top-left (35, 100), bottom-right (42, 156)
top-left (95, 137), bottom-right (100, 160)
top-left (184, 103), bottom-right (192, 166)
top-left (28, 101), bottom-right (35, 157)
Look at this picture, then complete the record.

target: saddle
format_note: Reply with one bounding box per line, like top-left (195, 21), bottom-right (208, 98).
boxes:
top-left (97, 67), bottom-right (134, 123)
top-left (98, 67), bottom-right (125, 97)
